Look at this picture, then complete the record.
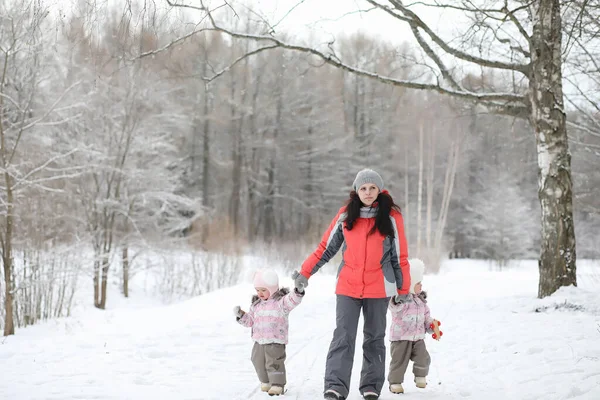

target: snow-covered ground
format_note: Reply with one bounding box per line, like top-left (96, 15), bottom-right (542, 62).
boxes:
top-left (1, 259), bottom-right (599, 400)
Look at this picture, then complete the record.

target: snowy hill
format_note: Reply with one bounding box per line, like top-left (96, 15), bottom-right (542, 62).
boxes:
top-left (1, 260), bottom-right (599, 400)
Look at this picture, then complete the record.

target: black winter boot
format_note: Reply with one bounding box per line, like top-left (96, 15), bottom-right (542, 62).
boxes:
top-left (363, 391), bottom-right (379, 400)
top-left (324, 389), bottom-right (345, 400)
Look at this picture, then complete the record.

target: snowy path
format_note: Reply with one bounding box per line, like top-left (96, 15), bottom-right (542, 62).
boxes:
top-left (1, 260), bottom-right (599, 400)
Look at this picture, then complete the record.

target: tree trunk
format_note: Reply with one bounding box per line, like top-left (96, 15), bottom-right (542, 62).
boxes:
top-left (263, 83), bottom-right (282, 242)
top-left (356, 78), bottom-right (368, 158)
top-left (229, 65), bottom-right (241, 235)
top-left (246, 86), bottom-right (260, 242)
top-left (263, 152), bottom-right (276, 242)
top-left (99, 253), bottom-right (110, 309)
top-left (1, 74), bottom-right (14, 335)
top-left (341, 71), bottom-right (350, 136)
top-left (122, 246), bottom-right (129, 298)
top-left (353, 75), bottom-right (360, 156)
top-left (304, 122), bottom-right (313, 235)
top-left (230, 131), bottom-right (242, 236)
top-left (416, 121), bottom-right (424, 255)
top-left (459, 107), bottom-right (480, 259)
top-left (93, 254), bottom-right (101, 308)
top-left (425, 125), bottom-right (435, 250)
top-left (201, 74), bottom-right (211, 244)
top-left (191, 94), bottom-right (199, 174)
top-left (433, 135), bottom-right (460, 271)
top-left (530, 0), bottom-right (576, 298)
top-left (2, 201), bottom-right (15, 336)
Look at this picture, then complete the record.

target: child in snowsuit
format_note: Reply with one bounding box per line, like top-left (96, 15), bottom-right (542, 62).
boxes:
top-left (233, 269), bottom-right (305, 396)
top-left (387, 258), bottom-right (437, 394)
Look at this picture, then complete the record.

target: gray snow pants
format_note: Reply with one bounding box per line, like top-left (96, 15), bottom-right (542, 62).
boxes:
top-left (324, 295), bottom-right (389, 398)
top-left (387, 339), bottom-right (431, 384)
top-left (251, 342), bottom-right (287, 386)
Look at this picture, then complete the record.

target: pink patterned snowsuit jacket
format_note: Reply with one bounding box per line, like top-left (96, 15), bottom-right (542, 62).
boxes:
top-left (388, 292), bottom-right (434, 342)
top-left (238, 288), bottom-right (304, 345)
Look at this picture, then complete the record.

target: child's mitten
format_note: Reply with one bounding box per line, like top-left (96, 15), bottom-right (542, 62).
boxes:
top-left (233, 306), bottom-right (245, 318)
top-left (393, 294), bottom-right (411, 304)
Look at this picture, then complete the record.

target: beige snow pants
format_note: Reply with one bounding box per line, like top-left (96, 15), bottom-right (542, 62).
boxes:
top-left (387, 339), bottom-right (431, 384)
top-left (251, 342), bottom-right (287, 386)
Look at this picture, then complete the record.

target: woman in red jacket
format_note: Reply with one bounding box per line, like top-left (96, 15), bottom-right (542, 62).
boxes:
top-left (294, 168), bottom-right (411, 400)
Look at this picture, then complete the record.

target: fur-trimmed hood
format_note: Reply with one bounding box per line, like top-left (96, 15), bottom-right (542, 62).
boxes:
top-left (251, 287), bottom-right (290, 305)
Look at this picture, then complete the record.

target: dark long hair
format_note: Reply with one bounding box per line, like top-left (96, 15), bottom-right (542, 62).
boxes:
top-left (344, 190), bottom-right (402, 237)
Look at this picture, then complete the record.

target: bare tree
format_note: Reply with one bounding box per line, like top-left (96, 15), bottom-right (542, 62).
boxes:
top-left (416, 121), bottom-right (424, 254)
top-left (0, 1), bottom-right (79, 335)
top-left (60, 7), bottom-right (195, 308)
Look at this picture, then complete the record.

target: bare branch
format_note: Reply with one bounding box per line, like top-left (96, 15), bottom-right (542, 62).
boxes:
top-left (223, 0), bottom-right (239, 17)
top-left (36, 114), bottom-right (83, 127)
top-left (164, 0), bottom-right (206, 13)
top-left (12, 149), bottom-right (81, 190)
top-left (571, 37), bottom-right (600, 84)
top-left (563, 0), bottom-right (591, 57)
top-left (568, 135), bottom-right (600, 149)
top-left (363, 1), bottom-right (413, 23)
top-left (403, 0), bottom-right (503, 14)
top-left (501, 2), bottom-right (532, 46)
top-left (313, 5), bottom-right (379, 24)
top-left (203, 44), bottom-right (279, 82)
top-left (476, 101), bottom-right (529, 119)
top-left (16, 173), bottom-right (87, 193)
top-left (13, 81), bottom-right (81, 136)
top-left (564, 77), bottom-right (600, 117)
top-left (407, 23), bottom-right (462, 90)
top-left (135, 26), bottom-right (213, 60)
top-left (378, 0), bottom-right (530, 74)
top-left (179, 4), bottom-right (525, 105)
top-left (0, 92), bottom-right (20, 109)
top-left (566, 120), bottom-right (600, 140)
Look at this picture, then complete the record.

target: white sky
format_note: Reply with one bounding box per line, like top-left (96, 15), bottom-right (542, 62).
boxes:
top-left (203, 0), bottom-right (457, 48)
top-left (43, 0), bottom-right (453, 47)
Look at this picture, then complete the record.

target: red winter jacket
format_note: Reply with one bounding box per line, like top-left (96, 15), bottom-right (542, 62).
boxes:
top-left (300, 205), bottom-right (410, 298)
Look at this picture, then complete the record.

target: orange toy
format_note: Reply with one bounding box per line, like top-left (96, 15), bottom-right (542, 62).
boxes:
top-left (430, 319), bottom-right (443, 340)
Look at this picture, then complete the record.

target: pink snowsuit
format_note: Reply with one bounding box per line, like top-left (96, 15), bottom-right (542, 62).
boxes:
top-left (387, 291), bottom-right (434, 384)
top-left (388, 292), bottom-right (434, 341)
top-left (237, 288), bottom-right (304, 345)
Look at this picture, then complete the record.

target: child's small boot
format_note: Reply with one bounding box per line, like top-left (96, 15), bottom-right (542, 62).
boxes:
top-left (389, 384), bottom-right (404, 394)
top-left (415, 377), bottom-right (427, 388)
top-left (268, 384), bottom-right (284, 396)
top-left (260, 383), bottom-right (271, 392)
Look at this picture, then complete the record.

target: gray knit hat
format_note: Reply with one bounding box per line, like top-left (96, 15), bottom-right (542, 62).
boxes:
top-left (352, 168), bottom-right (384, 191)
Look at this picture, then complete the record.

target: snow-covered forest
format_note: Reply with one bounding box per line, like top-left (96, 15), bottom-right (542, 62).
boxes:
top-left (1, 0), bottom-right (599, 337)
